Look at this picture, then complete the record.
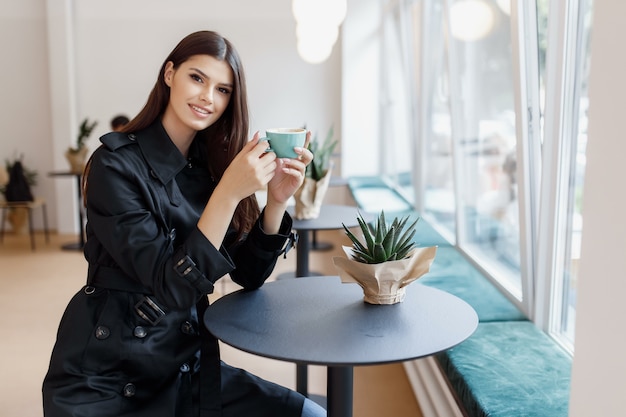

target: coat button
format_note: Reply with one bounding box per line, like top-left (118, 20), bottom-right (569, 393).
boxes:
top-left (169, 229), bottom-right (176, 241)
top-left (133, 326), bottom-right (147, 338)
top-left (150, 169), bottom-right (158, 179)
top-left (180, 321), bottom-right (195, 335)
top-left (95, 326), bottom-right (110, 340)
top-left (84, 286), bottom-right (95, 295)
top-left (123, 383), bottom-right (136, 397)
top-left (128, 134), bottom-right (136, 141)
top-left (180, 363), bottom-right (190, 373)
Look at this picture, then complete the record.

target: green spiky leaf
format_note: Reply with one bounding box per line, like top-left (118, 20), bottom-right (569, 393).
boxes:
top-left (343, 210), bottom-right (420, 264)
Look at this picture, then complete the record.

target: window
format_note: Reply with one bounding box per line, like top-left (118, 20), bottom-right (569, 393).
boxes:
top-left (415, 0), bottom-right (457, 241)
top-left (395, 0), bottom-right (593, 352)
top-left (446, 0), bottom-right (523, 296)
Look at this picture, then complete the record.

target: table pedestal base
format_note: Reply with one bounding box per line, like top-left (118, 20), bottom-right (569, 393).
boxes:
top-left (328, 366), bottom-right (353, 417)
top-left (298, 365), bottom-right (353, 417)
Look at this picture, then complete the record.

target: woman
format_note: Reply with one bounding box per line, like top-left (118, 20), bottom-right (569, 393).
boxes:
top-left (42, 31), bottom-right (325, 417)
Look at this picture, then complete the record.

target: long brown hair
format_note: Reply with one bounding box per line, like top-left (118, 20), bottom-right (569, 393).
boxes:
top-left (88, 31), bottom-right (259, 236)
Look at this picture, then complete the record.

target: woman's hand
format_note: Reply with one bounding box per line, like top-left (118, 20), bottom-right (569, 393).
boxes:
top-left (266, 130), bottom-right (313, 205)
top-left (218, 132), bottom-right (278, 204)
top-left (199, 132), bottom-right (278, 245)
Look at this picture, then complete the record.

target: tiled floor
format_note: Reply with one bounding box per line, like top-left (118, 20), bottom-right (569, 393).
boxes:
top-left (0, 230), bottom-right (422, 417)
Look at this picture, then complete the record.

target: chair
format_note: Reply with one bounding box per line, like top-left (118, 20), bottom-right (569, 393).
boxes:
top-left (0, 198), bottom-right (50, 251)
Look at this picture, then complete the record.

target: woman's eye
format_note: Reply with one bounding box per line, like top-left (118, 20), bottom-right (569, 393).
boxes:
top-left (190, 74), bottom-right (203, 83)
top-left (218, 87), bottom-right (232, 95)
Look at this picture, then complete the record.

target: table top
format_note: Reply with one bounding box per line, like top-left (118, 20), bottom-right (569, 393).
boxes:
top-left (287, 204), bottom-right (373, 231)
top-left (204, 276), bottom-right (478, 367)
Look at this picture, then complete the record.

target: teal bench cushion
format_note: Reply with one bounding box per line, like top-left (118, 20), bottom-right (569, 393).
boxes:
top-left (436, 321), bottom-right (572, 417)
top-left (347, 176), bottom-right (413, 214)
top-left (420, 247), bottom-right (527, 322)
top-left (412, 216), bottom-right (453, 247)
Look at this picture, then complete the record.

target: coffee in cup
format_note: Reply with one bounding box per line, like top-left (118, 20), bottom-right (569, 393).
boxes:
top-left (261, 128), bottom-right (307, 159)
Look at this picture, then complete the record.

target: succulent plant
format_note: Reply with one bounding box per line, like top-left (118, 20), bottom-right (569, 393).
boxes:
top-left (342, 210), bottom-right (419, 264)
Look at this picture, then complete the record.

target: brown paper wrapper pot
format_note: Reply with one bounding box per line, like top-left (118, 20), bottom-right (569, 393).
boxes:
top-left (333, 246), bottom-right (438, 304)
top-left (293, 167), bottom-right (332, 220)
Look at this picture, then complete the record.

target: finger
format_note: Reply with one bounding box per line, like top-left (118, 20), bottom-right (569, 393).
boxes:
top-left (281, 159), bottom-right (307, 180)
top-left (262, 159), bottom-right (278, 178)
top-left (251, 134), bottom-right (273, 157)
top-left (256, 143), bottom-right (275, 160)
top-left (280, 164), bottom-right (305, 181)
top-left (243, 131), bottom-right (261, 149)
top-left (294, 147), bottom-right (314, 164)
top-left (303, 131), bottom-right (312, 149)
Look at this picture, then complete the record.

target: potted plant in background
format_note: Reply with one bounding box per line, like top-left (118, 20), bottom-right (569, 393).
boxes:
top-left (333, 210), bottom-right (438, 304)
top-left (294, 126), bottom-right (338, 219)
top-left (65, 118), bottom-right (97, 174)
top-left (0, 156), bottom-right (38, 234)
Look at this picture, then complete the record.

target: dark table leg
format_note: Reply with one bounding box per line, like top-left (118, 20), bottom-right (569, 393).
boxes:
top-left (61, 174), bottom-right (85, 251)
top-left (328, 366), bottom-right (353, 417)
top-left (311, 230), bottom-right (334, 251)
top-left (297, 364), bottom-right (308, 396)
top-left (295, 229), bottom-right (311, 396)
top-left (277, 228), bottom-right (317, 280)
top-left (296, 229), bottom-right (310, 277)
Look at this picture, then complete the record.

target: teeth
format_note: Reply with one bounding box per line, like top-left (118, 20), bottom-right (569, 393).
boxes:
top-left (191, 105), bottom-right (209, 114)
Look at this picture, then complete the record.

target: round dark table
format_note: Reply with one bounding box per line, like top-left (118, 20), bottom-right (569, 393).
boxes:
top-left (281, 205), bottom-right (374, 396)
top-left (204, 276), bottom-right (478, 417)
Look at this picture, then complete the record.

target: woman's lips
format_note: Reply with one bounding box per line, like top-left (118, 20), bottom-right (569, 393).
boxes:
top-left (190, 104), bottom-right (211, 117)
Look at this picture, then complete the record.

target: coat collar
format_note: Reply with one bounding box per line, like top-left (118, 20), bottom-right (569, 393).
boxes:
top-left (135, 121), bottom-right (188, 185)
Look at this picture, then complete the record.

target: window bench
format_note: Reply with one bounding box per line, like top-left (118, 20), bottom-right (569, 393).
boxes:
top-left (347, 176), bottom-right (572, 417)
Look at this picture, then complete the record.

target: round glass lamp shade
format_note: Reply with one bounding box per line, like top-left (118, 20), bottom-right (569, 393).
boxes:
top-left (449, 0), bottom-right (496, 41)
top-left (292, 0), bottom-right (347, 26)
top-left (297, 38), bottom-right (333, 64)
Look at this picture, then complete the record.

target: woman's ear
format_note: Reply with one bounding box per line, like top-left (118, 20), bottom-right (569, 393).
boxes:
top-left (164, 61), bottom-right (174, 86)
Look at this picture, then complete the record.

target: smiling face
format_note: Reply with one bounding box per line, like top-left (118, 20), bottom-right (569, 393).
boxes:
top-left (161, 54), bottom-right (234, 143)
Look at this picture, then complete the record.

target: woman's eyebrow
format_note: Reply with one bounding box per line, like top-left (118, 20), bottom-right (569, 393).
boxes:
top-left (190, 67), bottom-right (233, 87)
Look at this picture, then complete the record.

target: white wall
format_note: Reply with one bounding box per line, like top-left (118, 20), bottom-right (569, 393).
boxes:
top-left (1, 0), bottom-right (341, 233)
top-left (0, 1), bottom-right (57, 230)
top-left (568, 1), bottom-right (626, 415)
top-left (341, 0), bottom-right (381, 177)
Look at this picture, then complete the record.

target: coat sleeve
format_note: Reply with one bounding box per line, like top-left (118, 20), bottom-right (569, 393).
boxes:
top-left (85, 147), bottom-right (235, 310)
top-left (227, 210), bottom-right (294, 290)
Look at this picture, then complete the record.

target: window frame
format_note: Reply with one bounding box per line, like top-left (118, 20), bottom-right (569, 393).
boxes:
top-left (536, 0), bottom-right (590, 352)
top-left (509, 0), bottom-right (543, 319)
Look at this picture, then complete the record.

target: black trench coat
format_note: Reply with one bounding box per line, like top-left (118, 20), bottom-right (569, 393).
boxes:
top-left (42, 121), bottom-right (303, 417)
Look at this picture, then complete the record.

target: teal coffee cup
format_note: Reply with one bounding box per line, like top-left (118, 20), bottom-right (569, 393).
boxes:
top-left (261, 128), bottom-right (307, 158)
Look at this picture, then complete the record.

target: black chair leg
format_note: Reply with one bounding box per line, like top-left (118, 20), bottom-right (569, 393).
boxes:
top-left (42, 202), bottom-right (50, 243)
top-left (28, 207), bottom-right (35, 251)
top-left (0, 207), bottom-right (6, 243)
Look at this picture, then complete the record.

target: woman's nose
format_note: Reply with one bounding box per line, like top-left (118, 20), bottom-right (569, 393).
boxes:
top-left (201, 87), bottom-right (213, 103)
